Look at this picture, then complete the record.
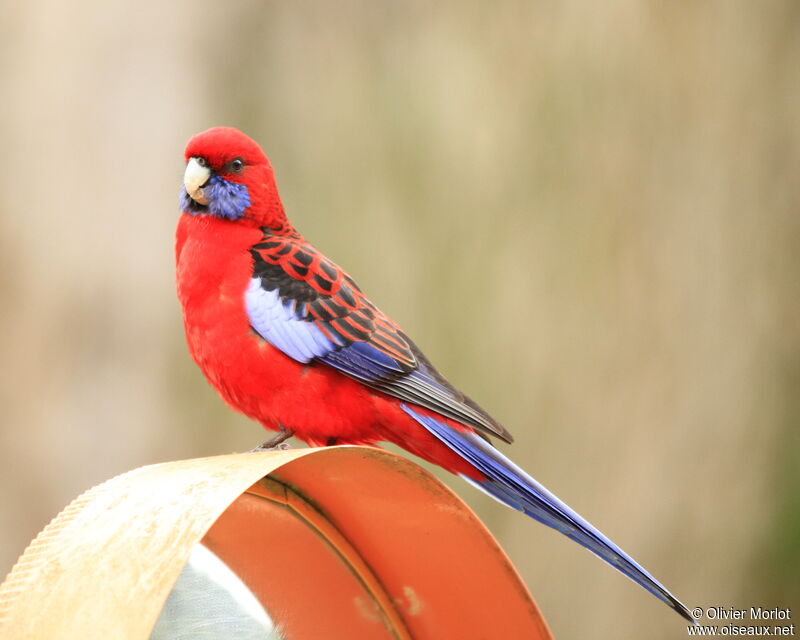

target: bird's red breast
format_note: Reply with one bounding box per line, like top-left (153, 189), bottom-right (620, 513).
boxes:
top-left (175, 208), bottom-right (481, 476)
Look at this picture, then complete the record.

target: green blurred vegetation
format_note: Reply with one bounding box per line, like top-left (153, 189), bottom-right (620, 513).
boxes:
top-left (0, 1), bottom-right (798, 637)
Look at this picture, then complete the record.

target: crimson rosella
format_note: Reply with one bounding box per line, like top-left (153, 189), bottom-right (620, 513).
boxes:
top-left (176, 126), bottom-right (693, 622)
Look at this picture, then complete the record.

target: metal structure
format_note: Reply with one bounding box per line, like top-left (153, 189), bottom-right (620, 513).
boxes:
top-left (0, 446), bottom-right (552, 639)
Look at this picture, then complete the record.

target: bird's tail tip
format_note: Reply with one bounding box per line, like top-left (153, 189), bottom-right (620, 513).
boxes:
top-left (401, 403), bottom-right (694, 625)
top-left (669, 595), bottom-right (699, 625)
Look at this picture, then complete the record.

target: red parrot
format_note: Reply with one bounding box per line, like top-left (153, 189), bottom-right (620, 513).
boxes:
top-left (176, 126), bottom-right (693, 623)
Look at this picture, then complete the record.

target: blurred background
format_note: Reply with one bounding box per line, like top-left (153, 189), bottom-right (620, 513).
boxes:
top-left (1, 1), bottom-right (798, 637)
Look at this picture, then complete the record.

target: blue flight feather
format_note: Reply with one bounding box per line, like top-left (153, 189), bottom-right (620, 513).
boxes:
top-left (400, 404), bottom-right (695, 623)
top-left (321, 340), bottom-right (406, 381)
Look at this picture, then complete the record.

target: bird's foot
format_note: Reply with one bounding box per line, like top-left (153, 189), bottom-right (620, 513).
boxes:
top-left (249, 426), bottom-right (295, 452)
top-left (250, 442), bottom-right (292, 452)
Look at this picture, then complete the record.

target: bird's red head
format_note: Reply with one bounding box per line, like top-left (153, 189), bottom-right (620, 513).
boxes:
top-left (181, 127), bottom-right (288, 229)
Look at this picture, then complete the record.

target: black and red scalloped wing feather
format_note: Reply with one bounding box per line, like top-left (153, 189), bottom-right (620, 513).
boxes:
top-left (246, 229), bottom-right (511, 442)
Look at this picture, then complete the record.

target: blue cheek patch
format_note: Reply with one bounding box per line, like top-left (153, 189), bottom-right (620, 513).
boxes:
top-left (205, 175), bottom-right (251, 220)
top-left (178, 176), bottom-right (251, 221)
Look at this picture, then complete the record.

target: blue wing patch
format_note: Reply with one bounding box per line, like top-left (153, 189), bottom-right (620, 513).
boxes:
top-left (247, 276), bottom-right (408, 379)
top-left (245, 279), bottom-right (338, 362)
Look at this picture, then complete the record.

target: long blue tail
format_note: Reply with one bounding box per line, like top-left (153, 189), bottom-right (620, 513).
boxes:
top-left (401, 405), bottom-right (694, 623)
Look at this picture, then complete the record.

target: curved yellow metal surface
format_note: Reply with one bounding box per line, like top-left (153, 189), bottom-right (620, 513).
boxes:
top-left (0, 446), bottom-right (552, 640)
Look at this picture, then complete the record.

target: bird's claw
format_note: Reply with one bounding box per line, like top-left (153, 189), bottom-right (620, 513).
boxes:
top-left (250, 441), bottom-right (292, 452)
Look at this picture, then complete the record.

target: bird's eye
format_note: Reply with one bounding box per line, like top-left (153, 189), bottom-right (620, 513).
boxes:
top-left (195, 156), bottom-right (208, 168)
top-left (229, 158), bottom-right (244, 173)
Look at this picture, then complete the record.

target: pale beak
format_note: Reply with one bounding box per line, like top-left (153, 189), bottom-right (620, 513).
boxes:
top-left (184, 157), bottom-right (211, 205)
